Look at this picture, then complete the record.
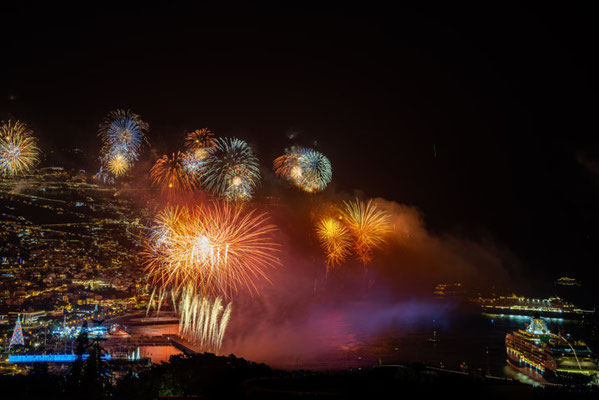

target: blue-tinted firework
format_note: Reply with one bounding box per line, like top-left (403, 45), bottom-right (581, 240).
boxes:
top-left (273, 146), bottom-right (332, 192)
top-left (94, 166), bottom-right (115, 184)
top-left (97, 109), bottom-right (149, 180)
top-left (201, 138), bottom-right (260, 202)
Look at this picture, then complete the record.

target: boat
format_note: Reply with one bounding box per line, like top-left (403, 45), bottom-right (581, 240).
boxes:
top-left (474, 295), bottom-right (594, 320)
top-left (427, 330), bottom-right (440, 343)
top-left (555, 277), bottom-right (582, 287)
top-left (433, 282), bottom-right (466, 299)
top-left (505, 316), bottom-right (599, 385)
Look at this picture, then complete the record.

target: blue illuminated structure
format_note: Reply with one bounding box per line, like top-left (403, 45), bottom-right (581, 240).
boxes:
top-left (8, 316), bottom-right (25, 348)
top-left (9, 354), bottom-right (112, 363)
top-left (52, 324), bottom-right (107, 338)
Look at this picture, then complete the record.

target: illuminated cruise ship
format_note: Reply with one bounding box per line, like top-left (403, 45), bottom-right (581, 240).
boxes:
top-left (474, 295), bottom-right (594, 319)
top-left (505, 317), bottom-right (598, 384)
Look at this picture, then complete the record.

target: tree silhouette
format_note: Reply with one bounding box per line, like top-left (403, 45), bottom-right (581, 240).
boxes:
top-left (81, 336), bottom-right (111, 398)
top-left (65, 320), bottom-right (112, 398)
top-left (66, 321), bottom-right (88, 392)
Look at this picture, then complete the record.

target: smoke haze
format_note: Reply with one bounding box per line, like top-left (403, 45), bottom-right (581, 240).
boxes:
top-left (222, 196), bottom-right (522, 369)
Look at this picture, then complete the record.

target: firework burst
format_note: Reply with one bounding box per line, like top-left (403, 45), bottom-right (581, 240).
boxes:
top-left (99, 109), bottom-right (148, 158)
top-left (144, 202), bottom-right (279, 297)
top-left (106, 151), bottom-right (130, 177)
top-left (97, 109), bottom-right (148, 180)
top-left (340, 199), bottom-right (391, 264)
top-left (274, 146), bottom-right (332, 192)
top-left (0, 120), bottom-right (40, 177)
top-left (185, 128), bottom-right (216, 152)
top-left (151, 152), bottom-right (198, 193)
top-left (201, 137), bottom-right (260, 202)
top-left (182, 128), bottom-right (216, 174)
top-left (316, 217), bottom-right (352, 269)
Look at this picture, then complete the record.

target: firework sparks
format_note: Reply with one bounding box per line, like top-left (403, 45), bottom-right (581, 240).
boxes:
top-left (151, 152), bottom-right (198, 193)
top-left (316, 217), bottom-right (352, 269)
top-left (340, 199), bottom-right (391, 264)
top-left (94, 166), bottom-right (115, 184)
top-left (106, 151), bottom-right (130, 177)
top-left (201, 137), bottom-right (260, 202)
top-left (274, 146), bottom-right (332, 192)
top-left (185, 128), bottom-right (216, 152)
top-left (178, 286), bottom-right (232, 352)
top-left (0, 120), bottom-right (40, 177)
top-left (99, 109), bottom-right (148, 158)
top-left (97, 109), bottom-right (148, 181)
top-left (144, 202), bottom-right (279, 297)
top-left (182, 128), bottom-right (216, 174)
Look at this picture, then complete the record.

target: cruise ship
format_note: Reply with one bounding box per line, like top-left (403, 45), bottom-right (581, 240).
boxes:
top-left (505, 317), bottom-right (599, 384)
top-left (555, 277), bottom-right (582, 287)
top-left (474, 295), bottom-right (594, 319)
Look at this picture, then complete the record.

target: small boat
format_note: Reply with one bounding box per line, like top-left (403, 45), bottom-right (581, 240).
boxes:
top-left (427, 330), bottom-right (440, 343)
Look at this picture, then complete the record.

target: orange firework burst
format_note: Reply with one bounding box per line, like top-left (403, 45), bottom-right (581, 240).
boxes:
top-left (144, 202), bottom-right (279, 297)
top-left (340, 199), bottom-right (391, 264)
top-left (185, 128), bottom-right (216, 152)
top-left (316, 217), bottom-right (352, 269)
top-left (151, 152), bottom-right (198, 193)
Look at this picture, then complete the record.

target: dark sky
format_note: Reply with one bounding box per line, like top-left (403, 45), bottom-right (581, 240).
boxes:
top-left (1, 4), bottom-right (598, 284)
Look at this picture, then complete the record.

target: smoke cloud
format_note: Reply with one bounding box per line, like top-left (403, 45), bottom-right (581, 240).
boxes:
top-left (222, 196), bottom-right (521, 369)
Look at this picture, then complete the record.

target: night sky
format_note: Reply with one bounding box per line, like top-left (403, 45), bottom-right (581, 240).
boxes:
top-left (2, 5), bottom-right (598, 286)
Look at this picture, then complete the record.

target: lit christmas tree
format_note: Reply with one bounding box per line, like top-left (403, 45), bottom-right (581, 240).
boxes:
top-left (8, 315), bottom-right (25, 348)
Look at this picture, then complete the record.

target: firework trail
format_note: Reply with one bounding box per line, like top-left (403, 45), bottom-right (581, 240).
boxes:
top-left (143, 202), bottom-right (279, 297)
top-left (94, 166), bottom-right (115, 184)
top-left (145, 286), bottom-right (231, 352)
top-left (97, 109), bottom-right (148, 181)
top-left (201, 137), bottom-right (260, 202)
top-left (151, 152), bottom-right (199, 193)
top-left (316, 217), bottom-right (352, 269)
top-left (178, 286), bottom-right (232, 352)
top-left (274, 146), bottom-right (332, 192)
top-left (340, 199), bottom-right (391, 264)
top-left (0, 120), bottom-right (40, 177)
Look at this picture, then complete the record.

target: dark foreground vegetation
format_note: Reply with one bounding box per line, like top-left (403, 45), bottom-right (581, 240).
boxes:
top-left (1, 353), bottom-right (598, 399)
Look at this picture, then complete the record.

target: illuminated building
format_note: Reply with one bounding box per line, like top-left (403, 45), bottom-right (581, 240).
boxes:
top-left (8, 311), bottom-right (46, 327)
top-left (9, 354), bottom-right (111, 363)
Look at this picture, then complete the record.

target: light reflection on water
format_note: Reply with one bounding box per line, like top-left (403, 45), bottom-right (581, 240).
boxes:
top-left (361, 313), bottom-right (590, 376)
top-left (257, 310), bottom-right (594, 377)
top-left (138, 346), bottom-right (183, 364)
top-left (120, 310), bottom-right (596, 385)
top-left (503, 365), bottom-right (544, 387)
top-left (120, 323), bottom-right (182, 364)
